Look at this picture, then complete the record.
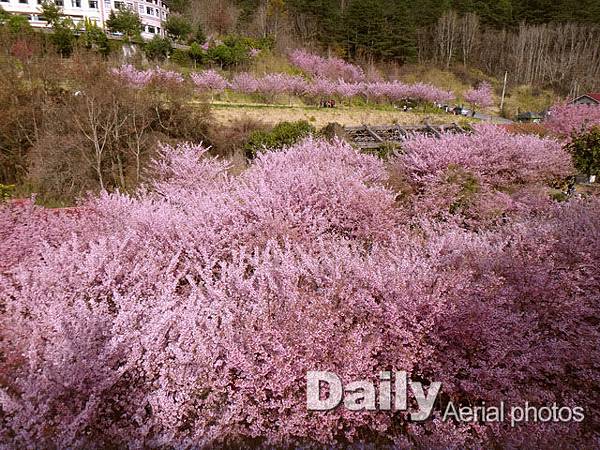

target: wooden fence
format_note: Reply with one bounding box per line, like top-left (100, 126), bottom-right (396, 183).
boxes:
top-left (344, 123), bottom-right (467, 149)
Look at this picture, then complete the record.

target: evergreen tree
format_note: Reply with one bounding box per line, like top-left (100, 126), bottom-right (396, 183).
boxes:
top-left (163, 13), bottom-right (192, 42)
top-left (511, 0), bottom-right (555, 24)
top-left (344, 0), bottom-right (385, 60)
top-left (193, 22), bottom-right (206, 44)
top-left (50, 18), bottom-right (76, 57)
top-left (386, 0), bottom-right (418, 62)
top-left (6, 14), bottom-right (31, 34)
top-left (286, 0), bottom-right (342, 45)
top-left (409, 0), bottom-right (451, 27)
top-left (144, 35), bottom-right (172, 61)
top-left (81, 18), bottom-right (110, 56)
top-left (0, 5), bottom-right (9, 24)
top-left (344, 0), bottom-right (417, 62)
top-left (106, 7), bottom-right (142, 40)
top-left (39, 0), bottom-right (62, 26)
top-left (473, 0), bottom-right (512, 26)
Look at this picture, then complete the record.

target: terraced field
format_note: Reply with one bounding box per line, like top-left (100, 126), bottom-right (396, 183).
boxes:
top-left (208, 101), bottom-right (472, 128)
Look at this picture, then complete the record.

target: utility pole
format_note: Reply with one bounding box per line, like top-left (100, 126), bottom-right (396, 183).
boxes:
top-left (499, 71), bottom-right (508, 112)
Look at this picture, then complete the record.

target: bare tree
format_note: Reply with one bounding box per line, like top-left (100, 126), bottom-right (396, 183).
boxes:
top-left (189, 0), bottom-right (239, 36)
top-left (434, 10), bottom-right (459, 69)
top-left (420, 12), bottom-right (600, 94)
top-left (460, 13), bottom-right (479, 67)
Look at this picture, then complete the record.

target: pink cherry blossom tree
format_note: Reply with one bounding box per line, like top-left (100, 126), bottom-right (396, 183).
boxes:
top-left (289, 49), bottom-right (365, 82)
top-left (152, 66), bottom-right (185, 84)
top-left (190, 69), bottom-right (229, 94)
top-left (464, 81), bottom-right (494, 109)
top-left (112, 65), bottom-right (184, 88)
top-left (111, 64), bottom-right (154, 88)
top-left (463, 82), bottom-right (492, 108)
top-left (1, 122), bottom-right (595, 449)
top-left (391, 124), bottom-right (573, 226)
top-left (544, 102), bottom-right (600, 139)
top-left (230, 72), bottom-right (259, 93)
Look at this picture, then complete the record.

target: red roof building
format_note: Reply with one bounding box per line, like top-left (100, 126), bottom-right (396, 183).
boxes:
top-left (572, 93), bottom-right (600, 105)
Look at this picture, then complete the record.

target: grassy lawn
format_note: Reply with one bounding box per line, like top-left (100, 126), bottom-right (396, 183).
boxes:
top-left (207, 100), bottom-right (475, 129)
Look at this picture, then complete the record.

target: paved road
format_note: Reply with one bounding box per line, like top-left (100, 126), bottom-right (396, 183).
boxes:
top-left (472, 112), bottom-right (513, 124)
top-left (438, 105), bottom-right (513, 124)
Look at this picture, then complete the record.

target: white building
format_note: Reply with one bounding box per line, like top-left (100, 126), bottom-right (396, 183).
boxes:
top-left (0, 0), bottom-right (169, 40)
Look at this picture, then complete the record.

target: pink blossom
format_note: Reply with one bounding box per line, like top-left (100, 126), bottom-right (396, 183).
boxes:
top-left (190, 69), bottom-right (229, 93)
top-left (1, 135), bottom-right (595, 448)
top-left (111, 65), bottom-right (184, 87)
top-left (464, 81), bottom-right (494, 108)
top-left (111, 64), bottom-right (154, 88)
top-left (303, 77), bottom-right (337, 97)
top-left (356, 80), bottom-right (454, 103)
top-left (391, 124), bottom-right (573, 225)
top-left (256, 73), bottom-right (307, 96)
top-left (289, 49), bottom-right (365, 82)
top-left (544, 102), bottom-right (600, 139)
top-left (334, 79), bottom-right (363, 98)
top-left (152, 66), bottom-right (184, 84)
top-left (191, 68), bottom-right (454, 104)
top-left (230, 72), bottom-right (259, 93)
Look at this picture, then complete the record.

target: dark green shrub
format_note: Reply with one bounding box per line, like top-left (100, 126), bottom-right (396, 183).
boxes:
top-left (144, 36), bottom-right (172, 61)
top-left (171, 48), bottom-right (191, 66)
top-left (207, 44), bottom-right (238, 68)
top-left (81, 19), bottom-right (110, 56)
top-left (105, 8), bottom-right (142, 40)
top-left (49, 20), bottom-right (76, 57)
top-left (567, 126), bottom-right (600, 178)
top-left (163, 13), bottom-right (192, 42)
top-left (188, 42), bottom-right (205, 67)
top-left (207, 35), bottom-right (272, 68)
top-left (192, 23), bottom-right (206, 45)
top-left (5, 14), bottom-right (31, 34)
top-left (363, 141), bottom-right (400, 159)
top-left (244, 120), bottom-right (315, 159)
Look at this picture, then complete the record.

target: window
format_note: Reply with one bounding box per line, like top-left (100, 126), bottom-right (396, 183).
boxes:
top-left (145, 6), bottom-right (152, 14)
top-left (0, 0), bottom-right (9, 3)
top-left (138, 4), bottom-right (143, 13)
top-left (71, 0), bottom-right (81, 6)
top-left (147, 25), bottom-right (155, 34)
top-left (114, 0), bottom-right (123, 8)
top-left (89, 0), bottom-right (97, 7)
top-left (55, 0), bottom-right (64, 5)
top-left (19, 0), bottom-right (28, 4)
